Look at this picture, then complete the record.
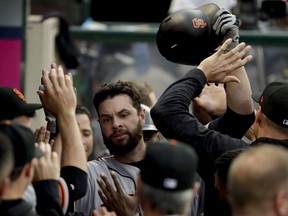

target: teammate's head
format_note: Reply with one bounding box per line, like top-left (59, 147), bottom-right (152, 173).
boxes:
top-left (0, 87), bottom-right (42, 127)
top-left (138, 140), bottom-right (199, 215)
top-left (228, 144), bottom-right (288, 215)
top-left (76, 105), bottom-right (93, 158)
top-left (253, 80), bottom-right (288, 128)
top-left (141, 104), bottom-right (160, 144)
top-left (252, 80), bottom-right (288, 138)
top-left (93, 81), bottom-right (144, 155)
top-left (0, 131), bottom-right (14, 185)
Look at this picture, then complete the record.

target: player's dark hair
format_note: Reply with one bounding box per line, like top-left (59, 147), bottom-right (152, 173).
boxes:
top-left (93, 80), bottom-right (141, 115)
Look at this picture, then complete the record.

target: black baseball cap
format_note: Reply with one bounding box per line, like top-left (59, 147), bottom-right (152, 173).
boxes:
top-left (0, 87), bottom-right (42, 120)
top-left (0, 121), bottom-right (44, 168)
top-left (141, 140), bottom-right (198, 191)
top-left (252, 80), bottom-right (288, 128)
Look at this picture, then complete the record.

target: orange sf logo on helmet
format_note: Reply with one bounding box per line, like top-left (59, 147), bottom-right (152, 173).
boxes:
top-left (192, 18), bottom-right (207, 29)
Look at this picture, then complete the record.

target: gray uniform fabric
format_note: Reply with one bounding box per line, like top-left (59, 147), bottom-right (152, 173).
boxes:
top-left (75, 156), bottom-right (141, 216)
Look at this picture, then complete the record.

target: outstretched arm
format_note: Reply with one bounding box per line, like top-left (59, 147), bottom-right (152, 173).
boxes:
top-left (38, 64), bottom-right (88, 211)
top-left (151, 39), bottom-right (251, 161)
top-left (206, 9), bottom-right (255, 138)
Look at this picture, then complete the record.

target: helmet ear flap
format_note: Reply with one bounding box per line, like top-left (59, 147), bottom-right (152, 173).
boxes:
top-left (157, 3), bottom-right (223, 65)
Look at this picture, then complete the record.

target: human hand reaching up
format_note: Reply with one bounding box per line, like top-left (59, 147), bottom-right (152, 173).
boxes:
top-left (33, 142), bottom-right (60, 182)
top-left (197, 38), bottom-right (252, 83)
top-left (37, 63), bottom-right (77, 118)
top-left (97, 171), bottom-right (139, 216)
top-left (192, 83), bottom-right (226, 125)
top-left (34, 126), bottom-right (51, 144)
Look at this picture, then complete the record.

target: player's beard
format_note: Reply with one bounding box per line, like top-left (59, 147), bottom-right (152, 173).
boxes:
top-left (103, 120), bottom-right (143, 155)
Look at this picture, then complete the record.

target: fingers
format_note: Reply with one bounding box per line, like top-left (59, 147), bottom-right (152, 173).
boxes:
top-left (67, 73), bottom-right (73, 88)
top-left (35, 126), bottom-right (50, 144)
top-left (100, 173), bottom-right (115, 194)
top-left (225, 42), bottom-right (251, 60)
top-left (101, 206), bottom-right (110, 215)
top-left (49, 66), bottom-right (66, 89)
top-left (111, 171), bottom-right (124, 195)
top-left (92, 210), bottom-right (99, 216)
top-left (42, 65), bottom-right (67, 92)
top-left (222, 75), bottom-right (240, 83)
top-left (97, 171), bottom-right (125, 212)
top-left (33, 142), bottom-right (60, 181)
top-left (92, 207), bottom-right (116, 216)
top-left (51, 151), bottom-right (59, 168)
top-left (217, 38), bottom-right (233, 54)
top-left (221, 42), bottom-right (253, 72)
top-left (41, 68), bottom-right (52, 93)
top-left (51, 63), bottom-right (57, 69)
top-left (97, 173), bottom-right (113, 202)
top-left (39, 141), bottom-right (52, 161)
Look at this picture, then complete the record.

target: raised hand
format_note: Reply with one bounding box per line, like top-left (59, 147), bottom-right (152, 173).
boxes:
top-left (192, 83), bottom-right (226, 125)
top-left (97, 171), bottom-right (139, 216)
top-left (33, 142), bottom-right (60, 182)
top-left (197, 38), bottom-right (252, 84)
top-left (34, 126), bottom-right (51, 144)
top-left (37, 64), bottom-right (77, 118)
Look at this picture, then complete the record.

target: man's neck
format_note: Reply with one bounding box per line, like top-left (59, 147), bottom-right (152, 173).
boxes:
top-left (257, 128), bottom-right (288, 140)
top-left (114, 140), bottom-right (146, 164)
top-left (0, 178), bottom-right (27, 200)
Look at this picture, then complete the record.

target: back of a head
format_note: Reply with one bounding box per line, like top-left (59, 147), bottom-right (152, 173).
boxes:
top-left (0, 132), bottom-right (14, 183)
top-left (140, 140), bottom-right (198, 214)
top-left (0, 121), bottom-right (43, 170)
top-left (253, 80), bottom-right (288, 131)
top-left (215, 148), bottom-right (245, 190)
top-left (0, 87), bottom-right (42, 121)
top-left (228, 144), bottom-right (288, 213)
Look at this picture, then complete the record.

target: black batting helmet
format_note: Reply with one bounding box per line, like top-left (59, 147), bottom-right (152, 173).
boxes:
top-left (156, 3), bottom-right (223, 65)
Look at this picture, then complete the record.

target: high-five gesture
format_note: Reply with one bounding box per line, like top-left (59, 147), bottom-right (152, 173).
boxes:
top-left (197, 38), bottom-right (252, 83)
top-left (38, 64), bottom-right (77, 118)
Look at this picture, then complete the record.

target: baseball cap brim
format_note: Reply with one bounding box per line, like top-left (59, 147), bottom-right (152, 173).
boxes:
top-left (252, 92), bottom-right (262, 103)
top-left (23, 103), bottom-right (43, 113)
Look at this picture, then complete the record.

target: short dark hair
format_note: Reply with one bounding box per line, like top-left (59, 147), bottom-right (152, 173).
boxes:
top-left (127, 80), bottom-right (155, 107)
top-left (0, 132), bottom-right (14, 182)
top-left (93, 81), bottom-right (141, 116)
top-left (215, 148), bottom-right (245, 186)
top-left (76, 105), bottom-right (91, 119)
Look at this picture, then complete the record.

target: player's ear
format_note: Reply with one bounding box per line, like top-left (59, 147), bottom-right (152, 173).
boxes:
top-left (192, 181), bottom-right (201, 196)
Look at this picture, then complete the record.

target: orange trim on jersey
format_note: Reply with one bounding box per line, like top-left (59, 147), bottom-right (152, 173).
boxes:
top-left (168, 139), bottom-right (177, 145)
top-left (58, 177), bottom-right (69, 214)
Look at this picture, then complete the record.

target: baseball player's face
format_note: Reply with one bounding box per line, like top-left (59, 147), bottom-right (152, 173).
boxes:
top-left (98, 95), bottom-right (145, 154)
top-left (76, 113), bottom-right (93, 158)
